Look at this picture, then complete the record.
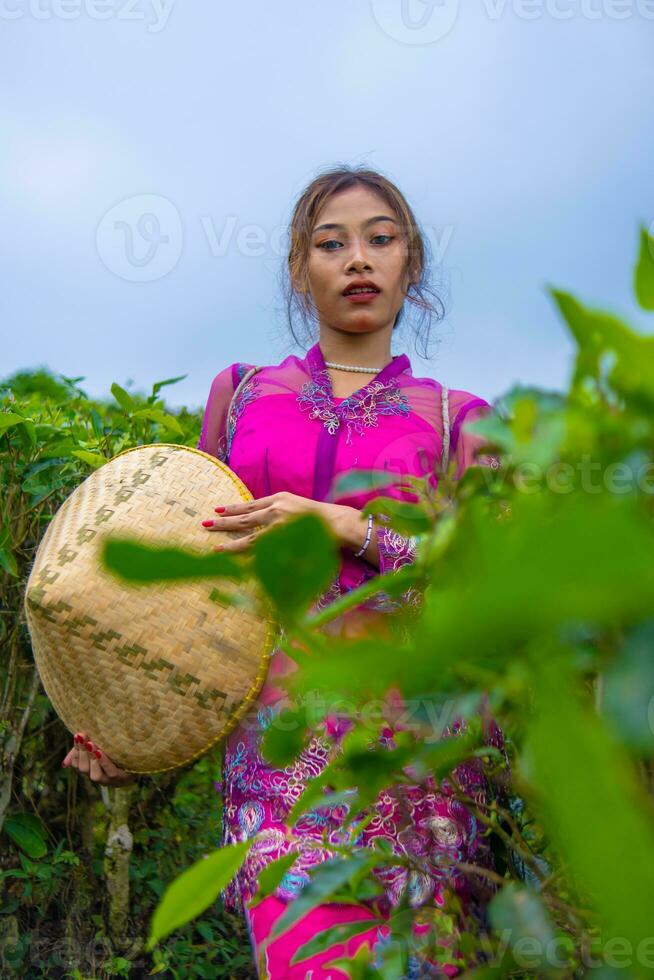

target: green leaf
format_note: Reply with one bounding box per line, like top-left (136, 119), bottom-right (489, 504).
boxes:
top-left (0, 547), bottom-right (18, 577)
top-left (332, 469), bottom-right (408, 496)
top-left (292, 918), bottom-right (384, 966)
top-left (488, 882), bottom-right (556, 968)
top-left (270, 853), bottom-right (379, 939)
top-left (254, 851), bottom-right (299, 900)
top-left (0, 411), bottom-right (36, 445)
top-left (527, 649), bottom-right (654, 958)
top-left (0, 412), bottom-right (26, 434)
top-left (160, 413), bottom-right (184, 436)
top-left (111, 383), bottom-right (136, 413)
top-left (195, 921), bottom-right (214, 943)
top-left (102, 537), bottom-right (247, 583)
top-left (319, 933), bottom-right (385, 978)
top-left (260, 705), bottom-right (310, 768)
top-left (70, 449), bottom-right (106, 469)
top-left (90, 409), bottom-right (105, 439)
top-left (3, 813), bottom-right (48, 859)
top-left (366, 498), bottom-right (431, 536)
top-left (603, 620), bottom-right (654, 753)
top-left (25, 478), bottom-right (68, 505)
top-left (147, 841), bottom-right (252, 949)
top-left (253, 513), bottom-right (339, 624)
top-left (465, 397), bottom-right (567, 471)
top-left (635, 225), bottom-right (654, 311)
top-left (151, 374), bottom-right (188, 398)
top-left (132, 408), bottom-right (184, 436)
top-left (551, 289), bottom-right (654, 408)
top-left (405, 491), bottom-right (654, 694)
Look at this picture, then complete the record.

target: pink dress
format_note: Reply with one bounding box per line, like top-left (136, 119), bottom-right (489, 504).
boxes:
top-left (197, 342), bottom-right (505, 978)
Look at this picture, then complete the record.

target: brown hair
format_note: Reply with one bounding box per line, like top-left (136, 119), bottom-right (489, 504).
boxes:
top-left (282, 164), bottom-right (446, 359)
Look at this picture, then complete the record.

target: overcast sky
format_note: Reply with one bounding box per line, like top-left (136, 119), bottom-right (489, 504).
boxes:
top-left (1, 1), bottom-right (652, 410)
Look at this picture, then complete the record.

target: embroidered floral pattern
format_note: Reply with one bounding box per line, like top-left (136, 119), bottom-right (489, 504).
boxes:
top-left (358, 517), bottom-right (423, 614)
top-left (212, 347), bottom-right (508, 938)
top-left (297, 367), bottom-right (410, 446)
top-left (220, 658), bottom-right (506, 918)
top-left (225, 370), bottom-right (260, 462)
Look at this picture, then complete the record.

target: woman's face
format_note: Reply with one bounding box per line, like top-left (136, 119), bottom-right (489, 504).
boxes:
top-left (303, 185), bottom-right (414, 337)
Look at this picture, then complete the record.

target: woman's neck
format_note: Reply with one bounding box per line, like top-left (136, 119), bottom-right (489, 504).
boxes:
top-left (317, 327), bottom-right (393, 371)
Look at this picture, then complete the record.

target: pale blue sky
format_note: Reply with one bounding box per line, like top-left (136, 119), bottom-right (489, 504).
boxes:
top-left (1, 1), bottom-right (652, 410)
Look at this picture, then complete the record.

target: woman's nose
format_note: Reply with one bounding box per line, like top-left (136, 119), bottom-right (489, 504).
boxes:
top-left (346, 248), bottom-right (373, 272)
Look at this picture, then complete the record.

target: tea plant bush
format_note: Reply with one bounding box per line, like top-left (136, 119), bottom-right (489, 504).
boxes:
top-left (0, 372), bottom-right (254, 977)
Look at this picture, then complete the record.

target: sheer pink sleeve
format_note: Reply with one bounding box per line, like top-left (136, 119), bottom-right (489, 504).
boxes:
top-left (196, 362), bottom-right (254, 462)
top-left (448, 391), bottom-right (501, 479)
top-left (374, 389), bottom-right (499, 582)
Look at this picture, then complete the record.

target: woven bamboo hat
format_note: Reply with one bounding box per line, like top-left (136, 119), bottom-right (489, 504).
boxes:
top-left (23, 444), bottom-right (278, 774)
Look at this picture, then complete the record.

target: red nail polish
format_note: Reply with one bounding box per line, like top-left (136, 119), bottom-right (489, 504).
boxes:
top-left (201, 520), bottom-right (214, 527)
top-left (214, 506), bottom-right (225, 513)
top-left (85, 741), bottom-right (93, 751)
top-left (74, 734), bottom-right (83, 744)
top-left (94, 750), bottom-right (102, 759)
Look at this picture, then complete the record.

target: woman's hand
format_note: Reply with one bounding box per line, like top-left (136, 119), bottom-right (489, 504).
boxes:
top-left (200, 491), bottom-right (375, 560)
top-left (61, 731), bottom-right (137, 787)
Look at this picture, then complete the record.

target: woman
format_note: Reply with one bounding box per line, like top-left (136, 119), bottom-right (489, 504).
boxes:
top-left (63, 166), bottom-right (505, 978)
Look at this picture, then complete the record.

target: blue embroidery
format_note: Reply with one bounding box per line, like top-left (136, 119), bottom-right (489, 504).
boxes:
top-left (297, 367), bottom-right (410, 446)
top-left (278, 870), bottom-right (309, 896)
top-left (237, 800), bottom-right (265, 838)
top-left (226, 369), bottom-right (260, 461)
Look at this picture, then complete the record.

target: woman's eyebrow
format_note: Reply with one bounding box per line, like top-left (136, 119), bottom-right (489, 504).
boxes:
top-left (313, 215), bottom-right (398, 233)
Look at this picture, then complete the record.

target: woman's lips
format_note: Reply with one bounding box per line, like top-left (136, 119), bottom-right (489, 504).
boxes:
top-left (342, 290), bottom-right (380, 303)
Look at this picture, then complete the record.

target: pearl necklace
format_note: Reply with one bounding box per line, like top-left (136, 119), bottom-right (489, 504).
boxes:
top-left (324, 359), bottom-right (388, 374)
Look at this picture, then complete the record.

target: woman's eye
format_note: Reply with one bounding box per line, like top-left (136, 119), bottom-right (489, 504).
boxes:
top-left (317, 235), bottom-right (394, 250)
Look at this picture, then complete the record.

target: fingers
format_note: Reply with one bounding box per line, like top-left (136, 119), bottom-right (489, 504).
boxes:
top-left (200, 497), bottom-right (279, 533)
top-left (64, 731), bottom-right (130, 785)
top-left (201, 513), bottom-right (265, 532)
top-left (88, 756), bottom-right (108, 784)
top-left (213, 531), bottom-right (261, 553)
top-left (92, 746), bottom-right (129, 782)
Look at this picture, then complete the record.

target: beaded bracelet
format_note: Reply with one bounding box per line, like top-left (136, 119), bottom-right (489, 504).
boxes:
top-left (354, 513), bottom-right (374, 558)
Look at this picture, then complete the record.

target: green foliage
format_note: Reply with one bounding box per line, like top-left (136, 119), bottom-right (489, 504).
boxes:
top-left (147, 840), bottom-right (253, 949)
top-left (3, 813), bottom-right (48, 859)
top-left (635, 225), bottom-right (654, 311)
top-left (252, 512), bottom-right (340, 624)
top-left (0, 370), bottom-right (253, 978)
top-left (103, 537), bottom-right (247, 583)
